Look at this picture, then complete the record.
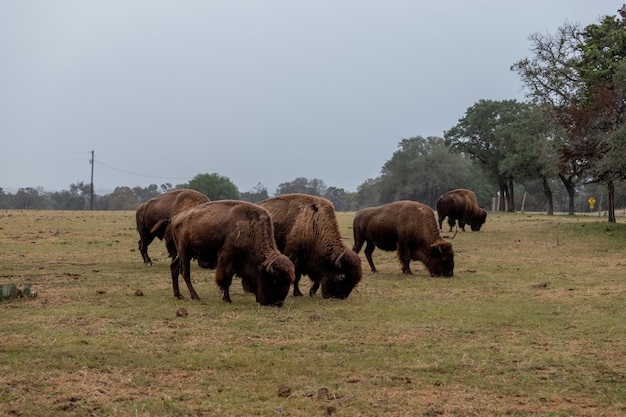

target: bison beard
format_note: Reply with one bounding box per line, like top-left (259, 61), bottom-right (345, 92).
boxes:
top-left (352, 200), bottom-right (454, 277)
top-left (155, 200), bottom-right (295, 306)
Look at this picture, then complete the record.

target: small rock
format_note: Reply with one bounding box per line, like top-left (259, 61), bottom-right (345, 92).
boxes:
top-left (310, 313), bottom-right (323, 321)
top-left (176, 307), bottom-right (188, 317)
top-left (317, 387), bottom-right (329, 400)
top-left (278, 386), bottom-right (291, 397)
top-left (135, 289), bottom-right (144, 296)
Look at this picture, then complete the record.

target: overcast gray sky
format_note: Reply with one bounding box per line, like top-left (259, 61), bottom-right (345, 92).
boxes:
top-left (0, 1), bottom-right (617, 194)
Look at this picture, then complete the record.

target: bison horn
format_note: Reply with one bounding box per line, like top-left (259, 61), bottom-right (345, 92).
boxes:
top-left (335, 250), bottom-right (346, 268)
top-left (266, 256), bottom-right (277, 273)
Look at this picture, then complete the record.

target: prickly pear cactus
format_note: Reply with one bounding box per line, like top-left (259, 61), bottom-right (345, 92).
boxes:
top-left (1, 283), bottom-right (36, 300)
top-left (1, 283), bottom-right (18, 300)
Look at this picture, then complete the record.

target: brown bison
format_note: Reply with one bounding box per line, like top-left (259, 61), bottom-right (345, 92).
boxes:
top-left (436, 189), bottom-right (487, 232)
top-left (135, 189), bottom-right (209, 265)
top-left (352, 200), bottom-right (454, 276)
top-left (258, 194), bottom-right (362, 299)
top-left (151, 200), bottom-right (295, 306)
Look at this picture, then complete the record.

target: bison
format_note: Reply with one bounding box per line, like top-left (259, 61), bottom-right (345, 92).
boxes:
top-left (352, 200), bottom-right (454, 277)
top-left (258, 194), bottom-right (362, 299)
top-left (151, 200), bottom-right (295, 306)
top-left (135, 189), bottom-right (209, 265)
top-left (436, 189), bottom-right (487, 232)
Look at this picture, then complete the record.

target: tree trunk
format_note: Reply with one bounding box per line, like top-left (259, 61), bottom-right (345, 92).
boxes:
top-left (559, 173), bottom-right (576, 215)
top-left (542, 176), bottom-right (554, 215)
top-left (608, 180), bottom-right (616, 223)
top-left (498, 182), bottom-right (507, 211)
top-left (507, 178), bottom-right (515, 212)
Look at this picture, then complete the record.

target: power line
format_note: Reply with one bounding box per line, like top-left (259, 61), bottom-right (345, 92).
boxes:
top-left (93, 159), bottom-right (194, 181)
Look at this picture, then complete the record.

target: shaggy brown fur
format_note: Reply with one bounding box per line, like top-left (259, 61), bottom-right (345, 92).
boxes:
top-left (258, 194), bottom-right (362, 299)
top-left (152, 200), bottom-right (295, 306)
top-left (135, 189), bottom-right (209, 265)
top-left (353, 200), bottom-right (454, 276)
top-left (436, 189), bottom-right (487, 232)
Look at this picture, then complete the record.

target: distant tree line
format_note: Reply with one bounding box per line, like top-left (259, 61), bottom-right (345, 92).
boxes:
top-left (2, 6), bottom-right (626, 220)
top-left (2, 139), bottom-right (624, 214)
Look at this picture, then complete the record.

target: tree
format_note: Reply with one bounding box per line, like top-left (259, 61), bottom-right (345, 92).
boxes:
top-left (183, 173), bottom-right (240, 200)
top-left (378, 136), bottom-right (489, 206)
top-left (0, 187), bottom-right (8, 209)
top-left (108, 186), bottom-right (139, 210)
top-left (512, 8), bottom-right (626, 221)
top-left (570, 10), bottom-right (626, 222)
top-left (323, 187), bottom-right (353, 211)
top-left (445, 100), bottom-right (532, 211)
top-left (356, 178), bottom-right (381, 209)
top-left (49, 190), bottom-right (85, 210)
top-left (497, 105), bottom-right (563, 214)
top-left (511, 22), bottom-right (585, 215)
top-left (240, 183), bottom-right (270, 203)
top-left (160, 183), bottom-right (174, 193)
top-left (132, 184), bottom-right (160, 203)
top-left (275, 178), bottom-right (327, 196)
top-left (13, 187), bottom-right (46, 210)
top-left (49, 182), bottom-right (93, 210)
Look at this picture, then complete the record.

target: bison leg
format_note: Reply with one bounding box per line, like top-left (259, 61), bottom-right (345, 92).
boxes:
top-left (292, 271), bottom-right (304, 297)
top-left (215, 258), bottom-right (235, 303)
top-left (458, 219), bottom-right (467, 232)
top-left (447, 217), bottom-right (456, 233)
top-left (398, 246), bottom-right (413, 275)
top-left (309, 280), bottom-right (319, 297)
top-left (364, 241), bottom-right (378, 273)
top-left (437, 215), bottom-right (444, 231)
top-left (352, 237), bottom-right (364, 254)
top-left (169, 256), bottom-right (184, 299)
top-left (179, 254), bottom-right (203, 303)
top-left (138, 234), bottom-right (155, 266)
top-left (221, 284), bottom-right (232, 303)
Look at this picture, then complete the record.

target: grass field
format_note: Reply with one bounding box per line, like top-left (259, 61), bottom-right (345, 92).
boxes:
top-left (1, 209), bottom-right (625, 417)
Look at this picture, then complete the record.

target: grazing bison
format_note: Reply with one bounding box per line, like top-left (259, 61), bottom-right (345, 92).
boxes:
top-left (436, 189), bottom-right (487, 232)
top-left (258, 194), bottom-right (362, 299)
top-left (352, 200), bottom-right (454, 276)
top-left (151, 200), bottom-right (295, 306)
top-left (135, 189), bottom-right (209, 265)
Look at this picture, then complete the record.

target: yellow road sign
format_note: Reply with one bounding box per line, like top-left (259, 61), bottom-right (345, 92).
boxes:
top-left (588, 197), bottom-right (596, 209)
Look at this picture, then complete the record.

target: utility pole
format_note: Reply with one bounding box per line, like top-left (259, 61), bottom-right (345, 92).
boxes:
top-left (90, 150), bottom-right (94, 210)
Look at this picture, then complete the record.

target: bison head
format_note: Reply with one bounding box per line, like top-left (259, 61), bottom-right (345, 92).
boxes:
top-left (426, 241), bottom-right (454, 277)
top-left (470, 210), bottom-right (487, 231)
top-left (253, 254), bottom-right (295, 306)
top-left (320, 250), bottom-right (363, 299)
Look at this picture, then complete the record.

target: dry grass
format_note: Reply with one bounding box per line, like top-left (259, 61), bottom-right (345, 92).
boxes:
top-left (0, 209), bottom-right (625, 416)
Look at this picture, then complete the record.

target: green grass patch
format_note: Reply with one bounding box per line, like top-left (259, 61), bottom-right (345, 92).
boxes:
top-left (0, 209), bottom-right (624, 416)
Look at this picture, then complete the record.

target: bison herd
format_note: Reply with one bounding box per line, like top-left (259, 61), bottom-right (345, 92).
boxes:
top-left (135, 188), bottom-right (486, 307)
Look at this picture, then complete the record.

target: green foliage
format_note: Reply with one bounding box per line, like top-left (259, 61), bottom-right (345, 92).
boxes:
top-left (512, 7), bottom-right (626, 220)
top-left (240, 182), bottom-right (270, 203)
top-left (107, 186), bottom-right (139, 210)
top-left (276, 177), bottom-right (327, 196)
top-left (378, 136), bottom-right (490, 206)
top-left (577, 14), bottom-right (626, 89)
top-left (183, 173), bottom-right (240, 200)
top-left (356, 178), bottom-right (382, 208)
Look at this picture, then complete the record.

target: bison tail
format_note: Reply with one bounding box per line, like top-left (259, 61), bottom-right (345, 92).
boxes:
top-left (150, 219), bottom-right (171, 238)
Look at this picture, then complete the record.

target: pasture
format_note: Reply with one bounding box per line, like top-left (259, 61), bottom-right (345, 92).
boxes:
top-left (0, 209), bottom-right (624, 417)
